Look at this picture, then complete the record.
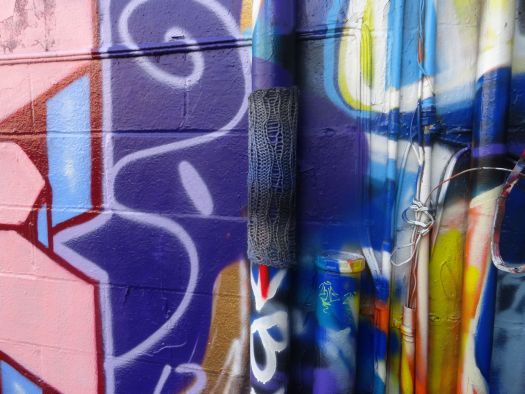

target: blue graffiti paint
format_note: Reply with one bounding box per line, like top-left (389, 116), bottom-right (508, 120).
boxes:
top-left (252, 0), bottom-right (296, 89)
top-left (314, 251), bottom-right (364, 394)
top-left (37, 204), bottom-right (49, 247)
top-left (250, 264), bottom-right (290, 393)
top-left (47, 76), bottom-right (92, 227)
top-left (1, 362), bottom-right (42, 394)
top-left (386, 0), bottom-right (405, 90)
top-left (422, 0), bottom-right (437, 77)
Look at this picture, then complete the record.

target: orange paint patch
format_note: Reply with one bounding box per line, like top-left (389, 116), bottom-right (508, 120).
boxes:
top-left (375, 301), bottom-right (390, 332)
top-left (186, 261), bottom-right (249, 393)
top-left (240, 0), bottom-right (253, 33)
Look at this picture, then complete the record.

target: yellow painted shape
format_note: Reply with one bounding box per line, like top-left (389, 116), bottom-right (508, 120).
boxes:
top-left (185, 261), bottom-right (249, 393)
top-left (453, 0), bottom-right (479, 21)
top-left (428, 229), bottom-right (465, 394)
top-left (479, 0), bottom-right (514, 54)
top-left (337, 1), bottom-right (372, 112)
top-left (360, 0), bottom-right (374, 87)
top-left (388, 341), bottom-right (402, 393)
top-left (462, 264), bottom-right (481, 318)
top-left (401, 350), bottom-right (415, 394)
top-left (388, 279), bottom-right (404, 393)
top-left (240, 0), bottom-right (253, 33)
top-left (338, 36), bottom-right (372, 112)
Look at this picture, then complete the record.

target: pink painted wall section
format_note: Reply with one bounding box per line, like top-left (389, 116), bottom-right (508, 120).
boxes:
top-left (0, 0), bottom-right (95, 124)
top-left (0, 141), bottom-right (101, 392)
top-left (0, 143), bottom-right (44, 225)
top-left (0, 231), bottom-right (99, 393)
top-left (0, 1), bottom-right (104, 392)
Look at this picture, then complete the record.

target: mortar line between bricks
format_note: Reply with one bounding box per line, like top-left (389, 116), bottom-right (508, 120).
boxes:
top-left (0, 206), bottom-right (247, 222)
top-left (0, 26), bottom-right (378, 66)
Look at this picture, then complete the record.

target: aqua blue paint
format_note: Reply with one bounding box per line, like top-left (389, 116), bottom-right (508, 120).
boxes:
top-left (1, 362), bottom-right (42, 394)
top-left (37, 204), bottom-right (48, 247)
top-left (386, 0), bottom-right (405, 90)
top-left (46, 76), bottom-right (92, 227)
top-left (422, 0), bottom-right (437, 77)
top-left (252, 0), bottom-right (296, 90)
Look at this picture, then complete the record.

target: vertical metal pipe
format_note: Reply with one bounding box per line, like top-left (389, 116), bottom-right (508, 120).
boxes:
top-left (384, 1), bottom-right (406, 391)
top-left (248, 87), bottom-right (298, 393)
top-left (458, 1), bottom-right (515, 392)
top-left (415, 1), bottom-right (437, 392)
top-left (428, 149), bottom-right (470, 394)
top-left (250, 264), bottom-right (292, 393)
top-left (313, 251), bottom-right (365, 394)
top-left (252, 0), bottom-right (296, 90)
top-left (249, 2), bottom-right (297, 393)
top-left (400, 305), bottom-right (416, 394)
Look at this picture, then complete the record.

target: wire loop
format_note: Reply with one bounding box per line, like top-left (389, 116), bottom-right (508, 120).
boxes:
top-left (402, 199), bottom-right (434, 236)
top-left (491, 149), bottom-right (525, 274)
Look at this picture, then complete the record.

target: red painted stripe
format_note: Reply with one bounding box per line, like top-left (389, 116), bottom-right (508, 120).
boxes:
top-left (260, 265), bottom-right (270, 299)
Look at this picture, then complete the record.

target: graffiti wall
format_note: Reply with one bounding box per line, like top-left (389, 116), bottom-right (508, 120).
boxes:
top-left (0, 0), bottom-right (524, 393)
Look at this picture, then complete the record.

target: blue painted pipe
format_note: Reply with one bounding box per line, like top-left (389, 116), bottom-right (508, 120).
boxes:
top-left (249, 2), bottom-right (297, 393)
top-left (252, 0), bottom-right (296, 90)
top-left (313, 251), bottom-right (365, 394)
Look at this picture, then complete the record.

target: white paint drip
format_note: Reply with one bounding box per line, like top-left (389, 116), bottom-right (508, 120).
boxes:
top-left (179, 161), bottom-right (214, 216)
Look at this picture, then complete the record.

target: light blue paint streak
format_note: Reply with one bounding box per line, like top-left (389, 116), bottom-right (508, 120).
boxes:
top-left (386, 157), bottom-right (398, 181)
top-left (400, 0), bottom-right (421, 89)
top-left (37, 204), bottom-right (48, 247)
top-left (252, 0), bottom-right (295, 61)
top-left (1, 362), bottom-right (42, 394)
top-left (370, 159), bottom-right (387, 183)
top-left (46, 76), bottom-right (92, 227)
top-left (386, 0), bottom-right (405, 89)
top-left (423, 0), bottom-right (437, 77)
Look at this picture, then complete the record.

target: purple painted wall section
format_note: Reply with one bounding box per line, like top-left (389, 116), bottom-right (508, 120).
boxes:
top-left (66, 1), bottom-right (252, 392)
